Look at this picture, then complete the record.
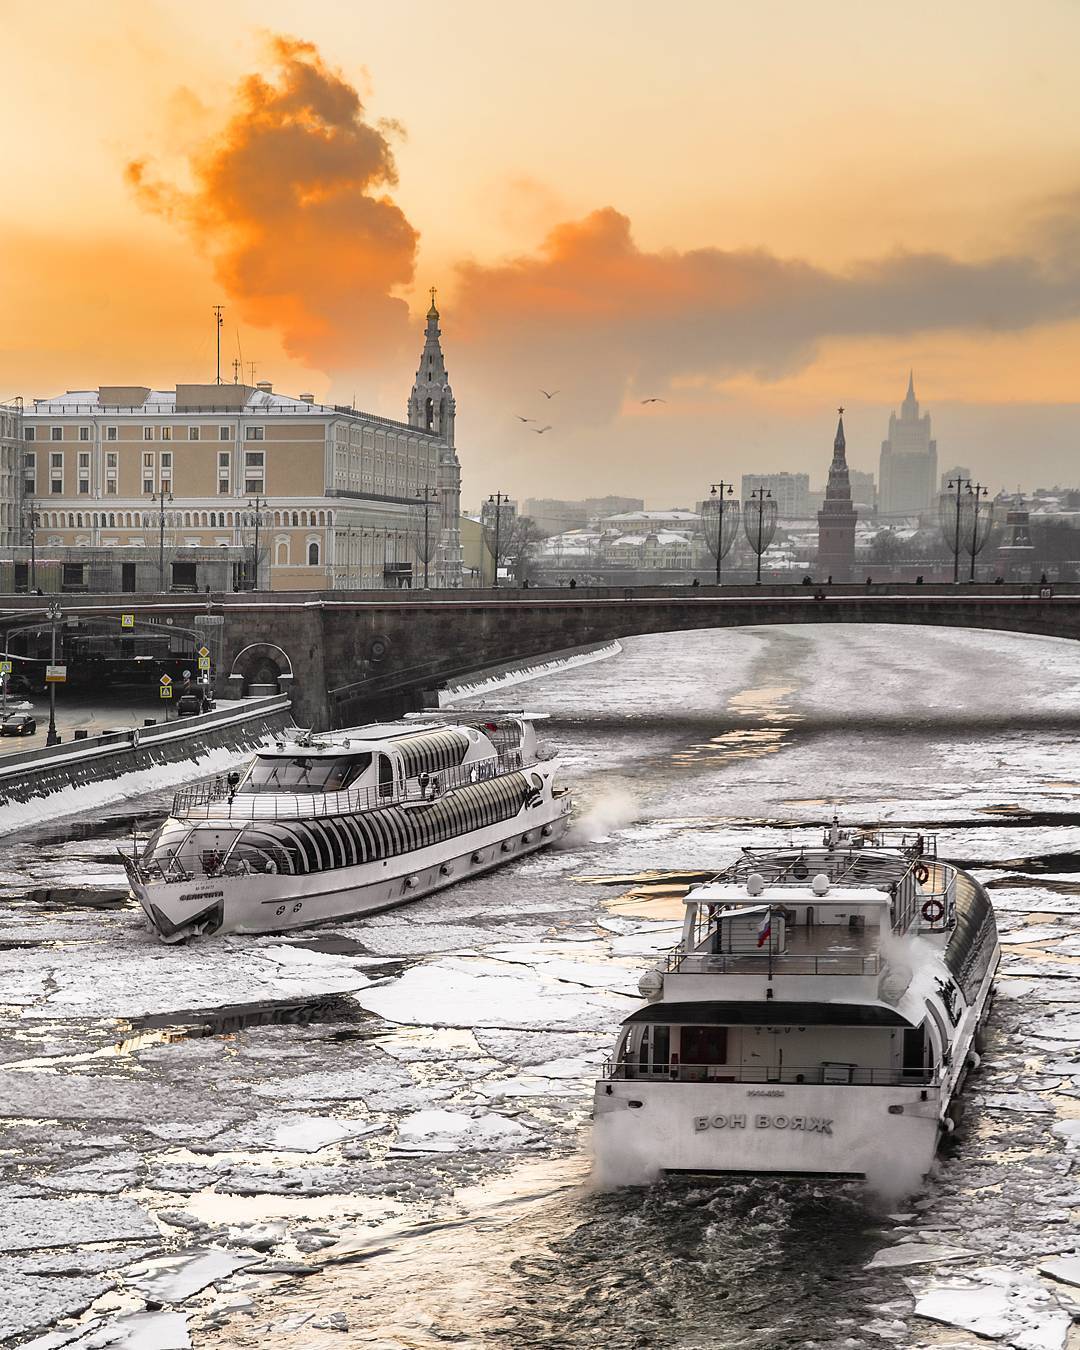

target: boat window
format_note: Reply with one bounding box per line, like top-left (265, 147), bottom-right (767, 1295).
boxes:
top-left (243, 755), bottom-right (371, 793)
top-left (377, 754), bottom-right (396, 799)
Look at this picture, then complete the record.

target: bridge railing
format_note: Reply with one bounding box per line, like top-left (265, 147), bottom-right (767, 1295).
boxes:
top-left (171, 748), bottom-right (528, 821)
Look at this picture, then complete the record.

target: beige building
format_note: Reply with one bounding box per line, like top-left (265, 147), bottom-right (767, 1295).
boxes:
top-left (0, 399), bottom-right (22, 548)
top-left (17, 303), bottom-right (463, 591)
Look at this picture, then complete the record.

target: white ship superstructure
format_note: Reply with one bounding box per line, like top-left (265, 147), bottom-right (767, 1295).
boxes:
top-left (594, 824), bottom-right (999, 1184)
top-left (124, 714), bottom-right (571, 942)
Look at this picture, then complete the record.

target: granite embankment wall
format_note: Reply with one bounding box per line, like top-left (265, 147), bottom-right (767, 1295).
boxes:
top-left (0, 695), bottom-right (292, 811)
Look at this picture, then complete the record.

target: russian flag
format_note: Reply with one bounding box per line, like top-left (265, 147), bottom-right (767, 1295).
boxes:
top-left (756, 910), bottom-right (772, 948)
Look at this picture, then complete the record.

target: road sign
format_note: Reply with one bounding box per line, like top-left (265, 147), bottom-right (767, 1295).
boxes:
top-left (198, 646), bottom-right (210, 658)
top-left (121, 614), bottom-right (135, 628)
top-left (182, 669), bottom-right (191, 679)
top-left (198, 657), bottom-right (211, 671)
top-left (0, 661), bottom-right (10, 675)
top-left (45, 665), bottom-right (67, 683)
top-left (160, 674), bottom-right (172, 687)
top-left (160, 687), bottom-right (172, 700)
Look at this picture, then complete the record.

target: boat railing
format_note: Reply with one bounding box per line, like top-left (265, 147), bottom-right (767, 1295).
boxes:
top-left (171, 748), bottom-right (527, 820)
top-left (663, 950), bottom-right (882, 976)
top-left (602, 1061), bottom-right (937, 1087)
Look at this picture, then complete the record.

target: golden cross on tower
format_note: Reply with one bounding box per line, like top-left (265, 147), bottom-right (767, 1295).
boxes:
top-left (429, 286), bottom-right (438, 309)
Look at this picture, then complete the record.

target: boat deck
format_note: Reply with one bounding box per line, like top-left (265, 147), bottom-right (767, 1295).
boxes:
top-left (672, 922), bottom-right (881, 976)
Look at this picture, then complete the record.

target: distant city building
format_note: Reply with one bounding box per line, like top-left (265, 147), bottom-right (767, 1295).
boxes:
top-left (585, 495), bottom-right (644, 521)
top-left (12, 301), bottom-right (463, 591)
top-left (523, 495), bottom-right (644, 535)
top-left (849, 469), bottom-right (876, 513)
top-left (601, 508), bottom-right (701, 533)
top-left (0, 400), bottom-right (22, 549)
top-left (879, 372), bottom-right (937, 516)
top-left (817, 410), bottom-right (857, 580)
top-left (940, 465), bottom-right (972, 493)
top-left (740, 472), bottom-right (809, 518)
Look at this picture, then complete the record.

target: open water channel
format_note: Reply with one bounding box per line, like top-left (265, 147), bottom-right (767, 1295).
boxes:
top-left (3, 624), bottom-right (1080, 1349)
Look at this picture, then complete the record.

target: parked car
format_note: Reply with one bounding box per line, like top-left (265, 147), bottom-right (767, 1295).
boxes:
top-left (1, 714), bottom-right (37, 736)
top-left (176, 694), bottom-right (203, 718)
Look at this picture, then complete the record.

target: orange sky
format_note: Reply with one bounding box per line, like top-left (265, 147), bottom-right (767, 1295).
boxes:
top-left (5, 0), bottom-right (1080, 502)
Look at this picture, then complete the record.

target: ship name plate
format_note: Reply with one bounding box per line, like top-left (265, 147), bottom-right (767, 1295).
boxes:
top-left (694, 1114), bottom-right (833, 1135)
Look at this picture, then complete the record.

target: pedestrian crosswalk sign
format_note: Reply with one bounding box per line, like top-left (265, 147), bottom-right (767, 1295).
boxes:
top-left (160, 687), bottom-right (172, 699)
top-left (121, 614), bottom-right (135, 628)
top-left (198, 657), bottom-right (211, 671)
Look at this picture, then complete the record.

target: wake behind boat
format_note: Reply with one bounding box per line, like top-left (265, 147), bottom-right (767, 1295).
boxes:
top-left (123, 713), bottom-right (572, 942)
top-left (594, 821), bottom-right (999, 1187)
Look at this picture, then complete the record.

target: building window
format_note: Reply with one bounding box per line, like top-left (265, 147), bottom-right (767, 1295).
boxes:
top-left (245, 426), bottom-right (264, 441)
top-left (143, 452), bottom-right (154, 469)
top-left (106, 426), bottom-right (117, 442)
top-left (78, 481), bottom-right (90, 495)
top-left (51, 426), bottom-right (62, 441)
top-left (79, 426), bottom-right (90, 442)
top-left (188, 426), bottom-right (200, 441)
top-left (51, 453), bottom-right (63, 469)
top-left (78, 452), bottom-right (90, 469)
top-left (143, 478), bottom-right (154, 494)
top-left (24, 426), bottom-right (35, 442)
top-left (218, 479), bottom-right (230, 494)
top-left (245, 478), bottom-right (264, 495)
top-left (245, 450), bottom-right (264, 470)
top-left (106, 480), bottom-right (117, 495)
top-left (106, 452), bottom-right (117, 468)
top-left (308, 541), bottom-right (320, 566)
top-left (51, 480), bottom-right (63, 494)
top-left (219, 426), bottom-right (231, 441)
top-left (162, 426), bottom-right (173, 441)
top-left (160, 452), bottom-right (172, 469)
top-left (143, 427), bottom-right (153, 441)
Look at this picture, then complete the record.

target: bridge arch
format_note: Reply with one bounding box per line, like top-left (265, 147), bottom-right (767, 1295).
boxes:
top-left (228, 641), bottom-right (295, 697)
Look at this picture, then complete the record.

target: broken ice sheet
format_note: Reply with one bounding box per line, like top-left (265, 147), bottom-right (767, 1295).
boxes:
top-left (865, 1243), bottom-right (977, 1269)
top-left (907, 1265), bottom-right (1074, 1350)
top-left (0, 1272), bottom-right (112, 1343)
top-left (18, 1310), bottom-right (191, 1349)
top-left (206, 1115), bottom-right (382, 1154)
top-left (121, 1246), bottom-right (262, 1302)
top-left (0, 1197), bottom-right (158, 1251)
top-left (393, 1109), bottom-right (537, 1153)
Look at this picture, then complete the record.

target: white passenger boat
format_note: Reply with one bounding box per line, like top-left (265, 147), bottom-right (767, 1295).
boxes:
top-left (123, 714), bottom-right (572, 942)
top-left (594, 822), bottom-right (999, 1186)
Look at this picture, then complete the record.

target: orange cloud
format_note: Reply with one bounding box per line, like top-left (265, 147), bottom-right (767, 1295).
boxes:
top-left (127, 35), bottom-right (418, 377)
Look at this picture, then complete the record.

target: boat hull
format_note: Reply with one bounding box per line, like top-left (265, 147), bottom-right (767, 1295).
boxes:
top-left (131, 792), bottom-right (572, 941)
top-left (592, 1079), bottom-right (942, 1187)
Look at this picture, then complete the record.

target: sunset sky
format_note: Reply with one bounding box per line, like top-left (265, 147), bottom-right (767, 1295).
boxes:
top-left (4, 0), bottom-right (1080, 505)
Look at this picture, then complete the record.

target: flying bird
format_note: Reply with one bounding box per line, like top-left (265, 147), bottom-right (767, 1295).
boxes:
top-left (539, 389), bottom-right (559, 399)
top-left (640, 397), bottom-right (666, 404)
top-left (533, 425), bottom-right (553, 435)
top-left (515, 415), bottom-right (535, 423)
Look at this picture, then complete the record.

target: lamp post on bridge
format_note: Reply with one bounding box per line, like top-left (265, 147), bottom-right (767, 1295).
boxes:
top-left (153, 486), bottom-right (174, 593)
top-left (703, 481), bottom-right (739, 586)
top-left (964, 482), bottom-right (991, 584)
top-left (22, 501), bottom-right (39, 593)
top-left (485, 492), bottom-right (511, 589)
top-left (743, 487), bottom-right (778, 586)
top-left (45, 601), bottom-right (61, 746)
top-left (941, 475), bottom-right (971, 584)
top-left (413, 485), bottom-right (439, 589)
top-left (246, 495), bottom-right (267, 591)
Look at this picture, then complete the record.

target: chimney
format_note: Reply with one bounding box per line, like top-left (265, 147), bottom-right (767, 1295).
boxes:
top-left (256, 380), bottom-right (273, 393)
top-left (299, 393), bottom-right (315, 405)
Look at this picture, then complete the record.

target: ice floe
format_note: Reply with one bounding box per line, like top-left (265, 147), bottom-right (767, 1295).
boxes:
top-left (394, 1109), bottom-right (536, 1153)
top-left (908, 1265), bottom-right (1076, 1348)
top-left (121, 1246), bottom-right (261, 1301)
top-left (0, 1197), bottom-right (158, 1252)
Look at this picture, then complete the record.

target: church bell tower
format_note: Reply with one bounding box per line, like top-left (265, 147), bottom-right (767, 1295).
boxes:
top-left (407, 288), bottom-right (462, 585)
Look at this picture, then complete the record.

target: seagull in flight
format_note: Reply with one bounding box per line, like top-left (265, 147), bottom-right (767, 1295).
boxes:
top-left (640, 397), bottom-right (666, 404)
top-left (539, 389), bottom-right (559, 400)
top-left (515, 415), bottom-right (535, 423)
top-left (533, 425), bottom-right (553, 435)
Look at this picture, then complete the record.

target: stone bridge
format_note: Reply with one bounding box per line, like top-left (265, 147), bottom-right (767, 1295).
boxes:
top-left (0, 581), bottom-right (1075, 729)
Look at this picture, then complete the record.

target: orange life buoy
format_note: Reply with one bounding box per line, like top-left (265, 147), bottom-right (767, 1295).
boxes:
top-left (914, 863), bottom-right (930, 884)
top-left (922, 898), bottom-right (945, 923)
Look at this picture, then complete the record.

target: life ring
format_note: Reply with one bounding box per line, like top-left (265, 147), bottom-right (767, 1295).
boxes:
top-left (913, 863), bottom-right (930, 884)
top-left (921, 897), bottom-right (945, 923)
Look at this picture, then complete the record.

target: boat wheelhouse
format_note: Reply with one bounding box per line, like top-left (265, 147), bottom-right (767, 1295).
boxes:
top-left (123, 714), bottom-right (572, 942)
top-left (594, 823), bottom-right (999, 1185)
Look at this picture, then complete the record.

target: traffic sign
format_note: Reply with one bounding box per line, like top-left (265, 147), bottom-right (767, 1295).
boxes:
top-left (121, 614), bottom-right (134, 628)
top-left (182, 669), bottom-right (191, 679)
top-left (197, 657), bottom-right (211, 671)
top-left (0, 661), bottom-right (11, 675)
top-left (45, 665), bottom-right (67, 683)
top-left (160, 686), bottom-right (172, 700)
top-left (198, 646), bottom-right (210, 658)
top-left (160, 674), bottom-right (172, 687)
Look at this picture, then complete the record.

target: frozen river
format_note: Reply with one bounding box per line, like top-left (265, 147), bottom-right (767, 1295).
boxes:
top-left (3, 625), bottom-right (1080, 1349)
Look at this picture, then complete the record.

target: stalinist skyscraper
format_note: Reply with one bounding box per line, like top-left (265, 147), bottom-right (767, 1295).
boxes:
top-left (878, 372), bottom-right (937, 516)
top-left (817, 409), bottom-right (857, 580)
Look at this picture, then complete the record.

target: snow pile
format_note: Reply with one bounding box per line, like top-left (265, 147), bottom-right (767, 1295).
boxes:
top-left (394, 1109), bottom-right (536, 1153)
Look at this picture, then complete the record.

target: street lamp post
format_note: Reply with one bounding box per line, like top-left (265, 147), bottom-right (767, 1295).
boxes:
top-left (706, 481), bottom-right (737, 586)
top-left (45, 601), bottom-right (61, 746)
top-left (155, 487), bottom-right (174, 593)
top-left (246, 495), bottom-right (267, 591)
top-left (414, 486), bottom-right (439, 589)
top-left (22, 503), bottom-right (39, 593)
top-left (946, 475), bottom-right (971, 584)
top-left (746, 487), bottom-right (774, 585)
top-left (486, 492), bottom-right (510, 589)
top-left (967, 482), bottom-right (989, 583)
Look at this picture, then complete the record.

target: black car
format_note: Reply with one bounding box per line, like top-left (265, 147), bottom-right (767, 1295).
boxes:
top-left (176, 694), bottom-right (203, 718)
top-left (1, 713), bottom-right (36, 736)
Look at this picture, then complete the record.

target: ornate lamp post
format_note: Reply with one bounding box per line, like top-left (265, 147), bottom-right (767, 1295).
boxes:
top-left (961, 482), bottom-right (993, 583)
top-left (939, 475), bottom-right (971, 584)
top-left (743, 487), bottom-right (778, 585)
top-left (702, 482), bottom-right (740, 585)
top-left (153, 486), bottom-right (174, 593)
top-left (485, 492), bottom-right (511, 589)
top-left (45, 600), bottom-right (61, 746)
top-left (22, 502), bottom-right (39, 593)
top-left (412, 486), bottom-right (440, 589)
top-left (246, 495), bottom-right (267, 591)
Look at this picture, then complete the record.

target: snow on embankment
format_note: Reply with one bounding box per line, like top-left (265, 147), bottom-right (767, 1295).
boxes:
top-left (440, 641), bottom-right (621, 706)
